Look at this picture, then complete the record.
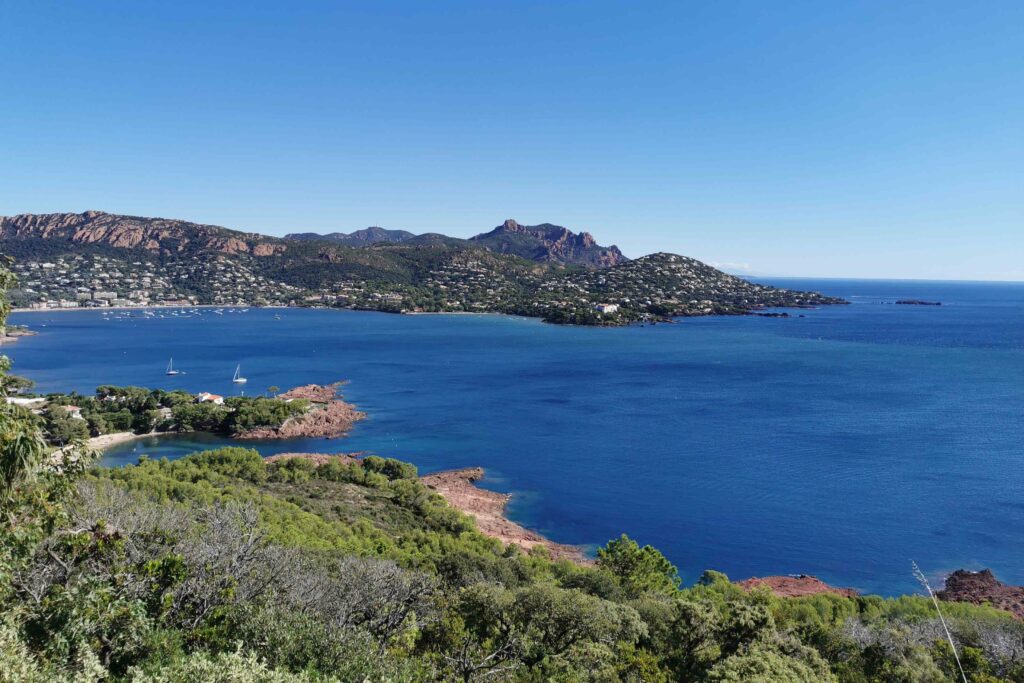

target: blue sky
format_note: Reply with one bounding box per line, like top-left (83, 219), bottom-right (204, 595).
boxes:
top-left (2, 1), bottom-right (1021, 280)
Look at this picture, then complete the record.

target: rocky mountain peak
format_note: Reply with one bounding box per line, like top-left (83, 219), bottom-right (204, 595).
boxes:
top-left (0, 211), bottom-right (284, 257)
top-left (470, 219), bottom-right (627, 268)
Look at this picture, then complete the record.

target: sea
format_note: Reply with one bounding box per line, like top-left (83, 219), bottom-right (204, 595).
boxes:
top-left (7, 278), bottom-right (1024, 596)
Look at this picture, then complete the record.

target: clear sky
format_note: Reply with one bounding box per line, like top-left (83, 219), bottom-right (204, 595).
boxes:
top-left (2, 1), bottom-right (1021, 280)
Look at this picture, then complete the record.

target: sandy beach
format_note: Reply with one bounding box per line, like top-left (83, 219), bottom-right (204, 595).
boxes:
top-left (88, 432), bottom-right (151, 451)
top-left (50, 431), bottom-right (150, 464)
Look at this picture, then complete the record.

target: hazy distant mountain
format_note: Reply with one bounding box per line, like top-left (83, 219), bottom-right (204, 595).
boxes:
top-left (469, 219), bottom-right (627, 267)
top-left (286, 226), bottom-right (417, 246)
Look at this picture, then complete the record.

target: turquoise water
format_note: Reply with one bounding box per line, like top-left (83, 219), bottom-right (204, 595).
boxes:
top-left (8, 278), bottom-right (1024, 595)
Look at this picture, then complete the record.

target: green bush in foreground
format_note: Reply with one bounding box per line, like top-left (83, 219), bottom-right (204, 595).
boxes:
top-left (3, 261), bottom-right (1024, 682)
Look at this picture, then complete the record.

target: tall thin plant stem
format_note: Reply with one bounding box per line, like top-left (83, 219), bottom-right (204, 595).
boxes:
top-left (912, 560), bottom-right (967, 683)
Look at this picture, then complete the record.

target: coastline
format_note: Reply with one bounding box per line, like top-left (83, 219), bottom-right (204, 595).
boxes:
top-left (14, 293), bottom-right (1022, 602)
top-left (421, 467), bottom-right (588, 563)
top-left (88, 431), bottom-right (152, 451)
top-left (247, 454), bottom-right (585, 562)
top-left (236, 383), bottom-right (366, 439)
top-left (0, 329), bottom-right (37, 345)
top-left (52, 431), bottom-right (151, 461)
top-left (74, 439), bottom-right (1024, 617)
top-left (9, 301), bottom-right (840, 328)
top-left (11, 304), bottom-right (228, 314)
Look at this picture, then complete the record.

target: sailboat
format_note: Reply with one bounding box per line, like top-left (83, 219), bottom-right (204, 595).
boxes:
top-left (232, 364), bottom-right (247, 384)
top-left (166, 358), bottom-right (181, 376)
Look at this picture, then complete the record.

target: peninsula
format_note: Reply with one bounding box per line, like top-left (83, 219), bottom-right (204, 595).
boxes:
top-left (421, 467), bottom-right (586, 562)
top-left (30, 383), bottom-right (364, 450)
top-left (0, 324), bottom-right (36, 345)
top-left (2, 211), bottom-right (846, 325)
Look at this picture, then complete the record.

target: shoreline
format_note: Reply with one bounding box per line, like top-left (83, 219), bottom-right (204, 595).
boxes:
top-left (9, 301), bottom-right (838, 328)
top-left (53, 431), bottom-right (153, 461)
top-left (421, 467), bottom-right (588, 563)
top-left (0, 328), bottom-right (38, 345)
top-left (11, 304), bottom-right (230, 314)
top-left (85, 444), bottom-right (1024, 616)
top-left (88, 431), bottom-right (153, 450)
top-left (248, 454), bottom-right (586, 563)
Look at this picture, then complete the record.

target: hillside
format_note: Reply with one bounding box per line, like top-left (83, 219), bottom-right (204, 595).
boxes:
top-left (0, 210), bottom-right (284, 257)
top-left (1, 210), bottom-right (845, 323)
top-left (470, 218), bottom-right (627, 267)
top-left (8, 443), bottom-right (1020, 682)
top-left (1, 266), bottom-right (1022, 682)
top-left (286, 226), bottom-right (418, 246)
top-left (285, 218), bottom-right (627, 267)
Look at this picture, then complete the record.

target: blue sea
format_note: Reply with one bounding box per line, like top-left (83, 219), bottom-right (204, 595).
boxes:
top-left (8, 278), bottom-right (1024, 596)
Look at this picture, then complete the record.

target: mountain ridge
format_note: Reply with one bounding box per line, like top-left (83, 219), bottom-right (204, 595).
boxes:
top-left (468, 218), bottom-right (626, 267)
top-left (0, 210), bottom-right (284, 257)
top-left (285, 217), bottom-right (626, 267)
top-left (286, 226), bottom-right (418, 246)
top-left (1, 210), bottom-right (845, 324)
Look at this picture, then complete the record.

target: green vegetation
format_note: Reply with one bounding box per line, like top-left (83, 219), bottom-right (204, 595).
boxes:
top-left (35, 385), bottom-right (308, 446)
top-left (3, 259), bottom-right (1023, 682)
top-left (3, 212), bottom-right (844, 324)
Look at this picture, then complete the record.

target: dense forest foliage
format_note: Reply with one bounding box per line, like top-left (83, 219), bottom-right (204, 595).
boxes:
top-left (2, 260), bottom-right (1024, 681)
top-left (36, 385), bottom-right (308, 446)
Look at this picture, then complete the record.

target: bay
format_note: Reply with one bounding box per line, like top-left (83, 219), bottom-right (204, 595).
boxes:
top-left (8, 278), bottom-right (1024, 595)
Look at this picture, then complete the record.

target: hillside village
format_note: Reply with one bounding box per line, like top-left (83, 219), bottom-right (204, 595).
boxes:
top-left (2, 211), bottom-right (845, 324)
top-left (9, 254), bottom-right (303, 309)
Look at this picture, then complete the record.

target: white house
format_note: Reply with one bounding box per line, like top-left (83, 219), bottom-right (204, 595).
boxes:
top-left (594, 303), bottom-right (619, 314)
top-left (196, 392), bottom-right (225, 405)
top-left (5, 397), bottom-right (45, 408)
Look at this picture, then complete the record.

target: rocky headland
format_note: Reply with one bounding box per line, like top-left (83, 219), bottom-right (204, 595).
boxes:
top-left (0, 326), bottom-right (37, 345)
top-left (737, 575), bottom-right (858, 598)
top-left (420, 467), bottom-right (587, 563)
top-left (2, 210), bottom-right (846, 325)
top-left (938, 569), bottom-right (1024, 620)
top-left (235, 383), bottom-right (366, 439)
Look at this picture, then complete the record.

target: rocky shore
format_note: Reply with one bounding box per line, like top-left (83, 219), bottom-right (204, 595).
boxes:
top-left (236, 383), bottom-right (366, 440)
top-left (421, 467), bottom-right (587, 563)
top-left (0, 326), bottom-right (37, 345)
top-left (938, 569), bottom-right (1024, 620)
top-left (737, 575), bottom-right (858, 598)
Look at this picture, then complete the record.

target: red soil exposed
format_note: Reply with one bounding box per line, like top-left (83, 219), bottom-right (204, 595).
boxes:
top-left (278, 383), bottom-right (345, 403)
top-left (237, 384), bottom-right (366, 439)
top-left (421, 467), bottom-right (587, 563)
top-left (938, 569), bottom-right (1024, 620)
top-left (263, 452), bottom-right (357, 466)
top-left (737, 575), bottom-right (858, 598)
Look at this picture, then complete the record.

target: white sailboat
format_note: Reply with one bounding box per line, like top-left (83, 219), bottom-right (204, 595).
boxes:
top-left (232, 364), bottom-right (247, 384)
top-left (166, 358), bottom-right (181, 376)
